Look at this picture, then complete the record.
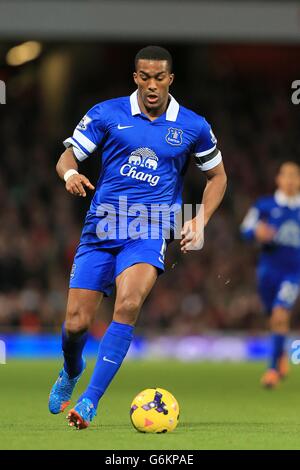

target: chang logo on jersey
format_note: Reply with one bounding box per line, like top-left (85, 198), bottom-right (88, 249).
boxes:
top-left (120, 147), bottom-right (160, 187)
top-left (166, 127), bottom-right (183, 146)
top-left (274, 221), bottom-right (300, 248)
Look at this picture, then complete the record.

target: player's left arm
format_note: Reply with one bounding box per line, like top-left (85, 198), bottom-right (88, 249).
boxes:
top-left (181, 161), bottom-right (227, 252)
top-left (200, 161), bottom-right (227, 226)
top-left (181, 119), bottom-right (227, 252)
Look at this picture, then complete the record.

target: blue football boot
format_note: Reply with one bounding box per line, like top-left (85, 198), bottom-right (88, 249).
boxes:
top-left (48, 360), bottom-right (86, 414)
top-left (67, 398), bottom-right (97, 429)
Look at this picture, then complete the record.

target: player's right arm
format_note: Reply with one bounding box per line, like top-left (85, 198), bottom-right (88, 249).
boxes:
top-left (58, 103), bottom-right (106, 197)
top-left (56, 147), bottom-right (95, 197)
top-left (240, 200), bottom-right (275, 243)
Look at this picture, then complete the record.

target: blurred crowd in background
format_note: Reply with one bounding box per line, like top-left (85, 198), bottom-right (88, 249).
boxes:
top-left (1, 43), bottom-right (300, 336)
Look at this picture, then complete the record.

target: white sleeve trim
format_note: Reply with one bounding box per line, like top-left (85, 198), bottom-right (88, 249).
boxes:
top-left (63, 138), bottom-right (89, 161)
top-left (196, 151), bottom-right (222, 171)
top-left (73, 146), bottom-right (89, 162)
top-left (73, 129), bottom-right (97, 154)
top-left (195, 145), bottom-right (216, 157)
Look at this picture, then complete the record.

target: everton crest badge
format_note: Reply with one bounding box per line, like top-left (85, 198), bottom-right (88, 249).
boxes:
top-left (166, 127), bottom-right (183, 146)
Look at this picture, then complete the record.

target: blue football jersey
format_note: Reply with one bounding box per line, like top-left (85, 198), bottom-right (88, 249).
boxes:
top-left (63, 91), bottom-right (222, 217)
top-left (241, 190), bottom-right (300, 273)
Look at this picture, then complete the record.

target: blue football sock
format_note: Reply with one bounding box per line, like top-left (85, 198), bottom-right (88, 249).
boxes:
top-left (79, 321), bottom-right (134, 408)
top-left (269, 333), bottom-right (286, 370)
top-left (62, 323), bottom-right (88, 378)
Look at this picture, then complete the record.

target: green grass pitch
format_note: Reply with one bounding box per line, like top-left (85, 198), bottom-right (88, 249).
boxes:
top-left (0, 359), bottom-right (300, 450)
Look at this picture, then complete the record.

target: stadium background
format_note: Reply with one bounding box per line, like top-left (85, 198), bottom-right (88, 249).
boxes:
top-left (0, 1), bottom-right (300, 361)
top-left (2, 0), bottom-right (300, 451)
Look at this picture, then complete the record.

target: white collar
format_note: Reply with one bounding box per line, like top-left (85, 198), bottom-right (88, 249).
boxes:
top-left (274, 190), bottom-right (300, 209)
top-left (129, 90), bottom-right (179, 122)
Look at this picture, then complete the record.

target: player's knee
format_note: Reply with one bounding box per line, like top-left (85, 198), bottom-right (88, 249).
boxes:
top-left (270, 308), bottom-right (289, 333)
top-left (113, 297), bottom-right (141, 325)
top-left (271, 320), bottom-right (289, 334)
top-left (65, 306), bottom-right (92, 335)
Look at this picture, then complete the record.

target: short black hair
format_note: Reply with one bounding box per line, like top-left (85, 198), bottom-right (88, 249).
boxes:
top-left (135, 45), bottom-right (173, 72)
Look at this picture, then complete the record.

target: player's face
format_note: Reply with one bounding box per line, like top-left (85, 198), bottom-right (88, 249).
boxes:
top-left (276, 163), bottom-right (300, 196)
top-left (133, 59), bottom-right (174, 112)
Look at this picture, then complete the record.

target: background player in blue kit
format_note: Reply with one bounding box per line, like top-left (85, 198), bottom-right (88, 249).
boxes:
top-left (49, 45), bottom-right (227, 429)
top-left (241, 161), bottom-right (300, 388)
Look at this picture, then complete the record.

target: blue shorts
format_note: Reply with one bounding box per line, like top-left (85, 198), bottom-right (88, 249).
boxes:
top-left (257, 266), bottom-right (300, 314)
top-left (69, 237), bottom-right (167, 296)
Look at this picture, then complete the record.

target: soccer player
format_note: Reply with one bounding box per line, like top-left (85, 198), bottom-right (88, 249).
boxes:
top-left (49, 45), bottom-right (227, 429)
top-left (241, 161), bottom-right (300, 388)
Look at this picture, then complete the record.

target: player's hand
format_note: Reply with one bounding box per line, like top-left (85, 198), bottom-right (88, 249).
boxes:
top-left (255, 222), bottom-right (276, 243)
top-left (180, 217), bottom-right (204, 253)
top-left (65, 174), bottom-right (95, 197)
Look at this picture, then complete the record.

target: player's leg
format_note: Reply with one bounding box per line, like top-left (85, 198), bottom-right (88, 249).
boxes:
top-left (62, 288), bottom-right (103, 378)
top-left (68, 263), bottom-right (158, 429)
top-left (49, 288), bottom-right (103, 414)
top-left (257, 268), bottom-right (280, 388)
top-left (269, 306), bottom-right (290, 379)
top-left (49, 243), bottom-right (115, 414)
top-left (261, 306), bottom-right (290, 388)
top-left (261, 278), bottom-right (299, 388)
